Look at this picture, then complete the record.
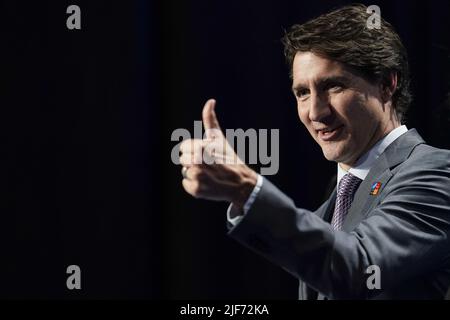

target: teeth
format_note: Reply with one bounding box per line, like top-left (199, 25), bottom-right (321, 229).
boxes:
top-left (321, 127), bottom-right (338, 133)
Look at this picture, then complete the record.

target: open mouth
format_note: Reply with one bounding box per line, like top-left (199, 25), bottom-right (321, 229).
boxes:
top-left (317, 125), bottom-right (344, 141)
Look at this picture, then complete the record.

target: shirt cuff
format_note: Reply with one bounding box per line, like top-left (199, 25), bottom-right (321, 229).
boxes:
top-left (227, 174), bottom-right (264, 226)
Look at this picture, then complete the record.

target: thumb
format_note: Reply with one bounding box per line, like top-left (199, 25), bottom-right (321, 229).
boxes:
top-left (202, 99), bottom-right (223, 139)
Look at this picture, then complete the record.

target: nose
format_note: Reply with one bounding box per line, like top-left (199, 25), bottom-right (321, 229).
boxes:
top-left (309, 93), bottom-right (332, 122)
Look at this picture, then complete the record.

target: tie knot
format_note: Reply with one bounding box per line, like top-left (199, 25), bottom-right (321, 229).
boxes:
top-left (337, 173), bottom-right (362, 197)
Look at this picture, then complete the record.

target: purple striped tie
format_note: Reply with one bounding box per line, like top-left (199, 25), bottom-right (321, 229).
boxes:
top-left (331, 173), bottom-right (363, 230)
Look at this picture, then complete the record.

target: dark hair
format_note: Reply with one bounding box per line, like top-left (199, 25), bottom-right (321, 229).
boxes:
top-left (282, 4), bottom-right (412, 122)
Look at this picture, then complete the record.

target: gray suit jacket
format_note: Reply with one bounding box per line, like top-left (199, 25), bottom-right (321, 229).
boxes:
top-left (228, 129), bottom-right (450, 299)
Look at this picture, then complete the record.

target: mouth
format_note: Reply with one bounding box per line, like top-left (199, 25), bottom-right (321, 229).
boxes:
top-left (316, 125), bottom-right (344, 141)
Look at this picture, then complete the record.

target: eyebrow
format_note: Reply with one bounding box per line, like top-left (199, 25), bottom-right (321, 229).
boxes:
top-left (291, 75), bottom-right (351, 93)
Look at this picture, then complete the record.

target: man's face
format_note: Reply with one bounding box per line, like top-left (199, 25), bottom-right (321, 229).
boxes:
top-left (292, 51), bottom-right (390, 168)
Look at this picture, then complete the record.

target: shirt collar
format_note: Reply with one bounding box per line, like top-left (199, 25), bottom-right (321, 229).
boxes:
top-left (337, 125), bottom-right (408, 186)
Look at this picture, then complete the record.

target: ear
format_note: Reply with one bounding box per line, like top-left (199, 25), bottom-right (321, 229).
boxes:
top-left (380, 72), bottom-right (398, 103)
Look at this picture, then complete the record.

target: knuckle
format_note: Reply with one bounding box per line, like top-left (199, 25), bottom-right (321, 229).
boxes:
top-left (191, 181), bottom-right (202, 197)
top-left (189, 166), bottom-right (202, 180)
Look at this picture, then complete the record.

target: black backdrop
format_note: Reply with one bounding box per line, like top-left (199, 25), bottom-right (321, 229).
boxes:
top-left (1, 0), bottom-right (449, 299)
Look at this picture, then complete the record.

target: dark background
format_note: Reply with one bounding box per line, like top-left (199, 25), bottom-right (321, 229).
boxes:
top-left (1, 0), bottom-right (449, 298)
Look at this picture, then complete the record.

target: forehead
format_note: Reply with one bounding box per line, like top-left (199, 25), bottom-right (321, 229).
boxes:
top-left (292, 51), bottom-right (350, 86)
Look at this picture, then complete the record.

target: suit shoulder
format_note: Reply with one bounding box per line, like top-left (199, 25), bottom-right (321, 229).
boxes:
top-left (386, 143), bottom-right (449, 204)
top-left (406, 143), bottom-right (450, 168)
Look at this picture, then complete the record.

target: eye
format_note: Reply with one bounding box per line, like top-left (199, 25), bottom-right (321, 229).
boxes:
top-left (296, 88), bottom-right (310, 99)
top-left (326, 82), bottom-right (345, 93)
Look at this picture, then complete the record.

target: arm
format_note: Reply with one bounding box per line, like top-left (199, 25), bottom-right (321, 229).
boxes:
top-left (229, 157), bottom-right (450, 299)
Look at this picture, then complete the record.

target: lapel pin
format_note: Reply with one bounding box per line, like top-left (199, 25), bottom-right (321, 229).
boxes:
top-left (370, 182), bottom-right (382, 195)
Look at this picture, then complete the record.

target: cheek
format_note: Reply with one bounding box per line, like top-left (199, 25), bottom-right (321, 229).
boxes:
top-left (331, 92), bottom-right (368, 125)
top-left (297, 103), bottom-right (309, 126)
top-left (348, 101), bottom-right (377, 128)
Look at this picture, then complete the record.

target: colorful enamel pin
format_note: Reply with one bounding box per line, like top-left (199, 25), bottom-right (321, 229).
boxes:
top-left (370, 182), bottom-right (382, 195)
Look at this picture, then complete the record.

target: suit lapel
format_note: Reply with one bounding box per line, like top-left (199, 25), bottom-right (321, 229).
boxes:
top-left (341, 129), bottom-right (425, 232)
top-left (342, 156), bottom-right (392, 231)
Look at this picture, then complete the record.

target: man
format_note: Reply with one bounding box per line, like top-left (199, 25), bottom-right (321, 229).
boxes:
top-left (178, 4), bottom-right (450, 299)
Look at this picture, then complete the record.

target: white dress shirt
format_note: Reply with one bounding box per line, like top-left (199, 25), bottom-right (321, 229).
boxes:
top-left (227, 125), bottom-right (408, 225)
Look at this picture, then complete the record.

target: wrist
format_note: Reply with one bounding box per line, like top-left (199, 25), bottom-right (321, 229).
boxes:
top-left (232, 166), bottom-right (258, 210)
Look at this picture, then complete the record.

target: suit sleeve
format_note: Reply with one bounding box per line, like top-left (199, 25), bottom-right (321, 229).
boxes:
top-left (227, 153), bottom-right (450, 299)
